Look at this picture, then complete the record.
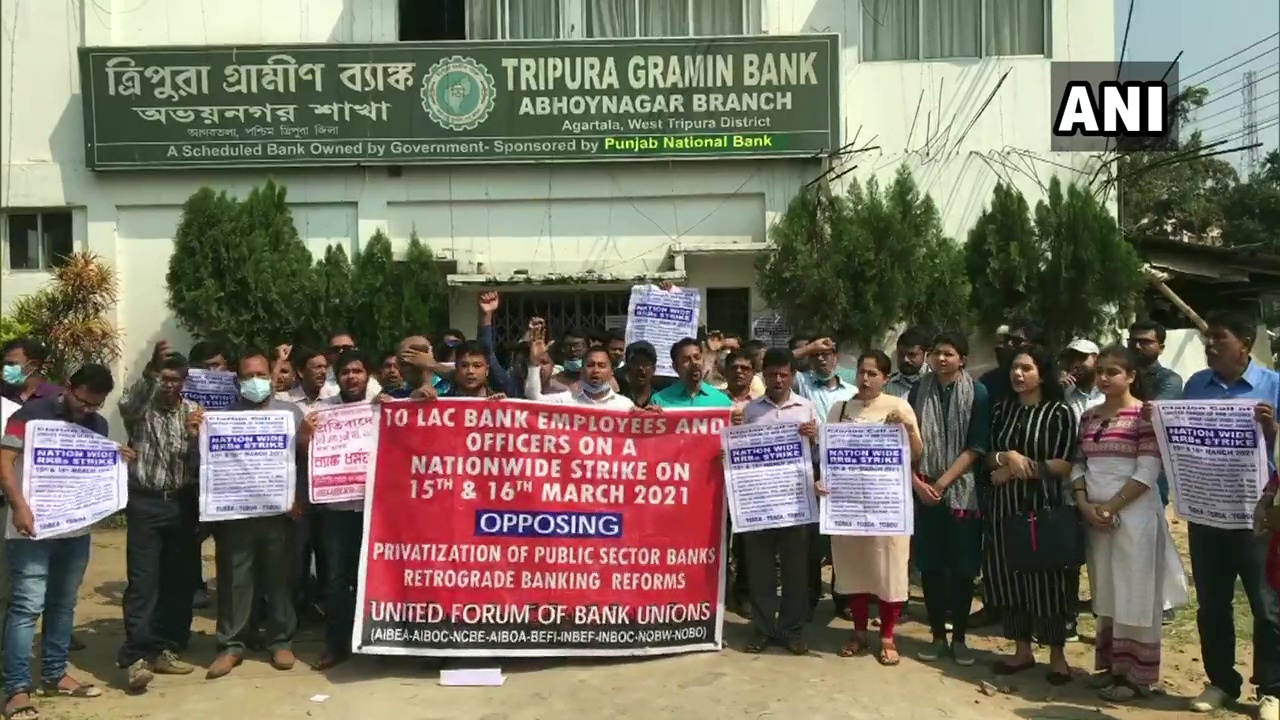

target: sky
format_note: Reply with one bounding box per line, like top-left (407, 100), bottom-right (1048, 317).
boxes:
top-left (1117, 0), bottom-right (1280, 173)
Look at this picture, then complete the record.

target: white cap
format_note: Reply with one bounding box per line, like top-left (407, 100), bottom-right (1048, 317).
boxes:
top-left (995, 324), bottom-right (1010, 336)
top-left (1066, 338), bottom-right (1100, 355)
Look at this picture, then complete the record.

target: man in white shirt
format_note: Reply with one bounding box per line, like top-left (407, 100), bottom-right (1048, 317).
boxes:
top-left (523, 320), bottom-right (633, 410)
top-left (1061, 338), bottom-right (1104, 420)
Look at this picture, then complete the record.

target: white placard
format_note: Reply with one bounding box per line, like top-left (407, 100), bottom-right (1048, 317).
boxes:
top-left (199, 410), bottom-right (296, 521)
top-left (1, 398), bottom-right (17, 434)
top-left (750, 314), bottom-right (791, 349)
top-left (309, 402), bottom-right (377, 505)
top-left (182, 369), bottom-right (239, 410)
top-left (625, 284), bottom-right (700, 378)
top-left (1151, 399), bottom-right (1268, 530)
top-left (13, 420), bottom-right (127, 539)
top-left (819, 423), bottom-right (913, 536)
top-left (721, 421), bottom-right (816, 532)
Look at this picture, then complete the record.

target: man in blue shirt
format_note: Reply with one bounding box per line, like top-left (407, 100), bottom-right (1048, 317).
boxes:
top-left (1127, 320), bottom-right (1184, 506)
top-left (1176, 312), bottom-right (1280, 716)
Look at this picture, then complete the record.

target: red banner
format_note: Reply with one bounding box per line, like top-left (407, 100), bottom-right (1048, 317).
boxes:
top-left (354, 399), bottom-right (729, 657)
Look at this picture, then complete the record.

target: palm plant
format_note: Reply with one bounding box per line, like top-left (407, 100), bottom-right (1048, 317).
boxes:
top-left (9, 252), bottom-right (122, 383)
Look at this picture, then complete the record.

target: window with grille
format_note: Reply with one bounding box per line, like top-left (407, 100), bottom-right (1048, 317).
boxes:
top-left (860, 0), bottom-right (1049, 62)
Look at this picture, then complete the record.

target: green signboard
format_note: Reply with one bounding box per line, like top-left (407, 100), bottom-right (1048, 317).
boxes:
top-left (78, 35), bottom-right (839, 170)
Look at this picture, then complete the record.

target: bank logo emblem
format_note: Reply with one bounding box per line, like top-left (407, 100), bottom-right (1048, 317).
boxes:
top-left (420, 56), bottom-right (496, 132)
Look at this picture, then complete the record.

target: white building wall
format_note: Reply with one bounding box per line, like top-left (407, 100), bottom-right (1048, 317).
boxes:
top-left (1, 0), bottom-right (1113, 434)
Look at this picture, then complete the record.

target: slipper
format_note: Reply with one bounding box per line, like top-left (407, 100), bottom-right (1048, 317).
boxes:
top-left (993, 658), bottom-right (1036, 675)
top-left (837, 633), bottom-right (869, 658)
top-left (878, 641), bottom-right (901, 667)
top-left (743, 635), bottom-right (769, 654)
top-left (1099, 682), bottom-right (1145, 702)
top-left (4, 690), bottom-right (37, 720)
top-left (1047, 671), bottom-right (1073, 686)
top-left (38, 678), bottom-right (101, 698)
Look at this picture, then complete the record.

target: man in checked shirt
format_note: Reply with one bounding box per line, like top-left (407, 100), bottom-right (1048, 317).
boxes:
top-left (115, 341), bottom-right (204, 691)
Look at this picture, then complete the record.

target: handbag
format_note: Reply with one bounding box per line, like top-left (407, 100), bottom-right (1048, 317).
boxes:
top-left (1001, 462), bottom-right (1085, 572)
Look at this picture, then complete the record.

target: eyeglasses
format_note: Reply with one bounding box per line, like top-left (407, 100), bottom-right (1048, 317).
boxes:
top-left (69, 390), bottom-right (103, 412)
top-left (330, 345), bottom-right (356, 354)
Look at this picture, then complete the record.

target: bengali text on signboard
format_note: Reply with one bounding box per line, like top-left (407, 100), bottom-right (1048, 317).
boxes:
top-left (78, 35), bottom-right (840, 169)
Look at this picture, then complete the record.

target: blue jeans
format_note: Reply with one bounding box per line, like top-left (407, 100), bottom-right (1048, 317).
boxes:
top-left (3, 536), bottom-right (91, 695)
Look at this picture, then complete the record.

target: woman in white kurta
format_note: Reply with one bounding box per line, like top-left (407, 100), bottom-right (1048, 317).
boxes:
top-left (1071, 345), bottom-right (1187, 702)
top-left (822, 351), bottom-right (923, 666)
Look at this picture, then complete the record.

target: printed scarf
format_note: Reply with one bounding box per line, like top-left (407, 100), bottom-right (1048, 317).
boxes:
top-left (911, 371), bottom-right (976, 511)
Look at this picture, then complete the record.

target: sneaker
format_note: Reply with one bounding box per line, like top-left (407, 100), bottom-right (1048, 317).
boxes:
top-left (126, 659), bottom-right (154, 691)
top-left (951, 640), bottom-right (976, 667)
top-left (1260, 695), bottom-right (1279, 720)
top-left (917, 638), bottom-right (948, 662)
top-left (1190, 684), bottom-right (1231, 713)
top-left (153, 650), bottom-right (194, 675)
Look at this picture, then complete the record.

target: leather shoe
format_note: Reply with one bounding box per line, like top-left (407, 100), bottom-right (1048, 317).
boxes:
top-left (205, 653), bottom-right (241, 680)
top-left (270, 649), bottom-right (296, 671)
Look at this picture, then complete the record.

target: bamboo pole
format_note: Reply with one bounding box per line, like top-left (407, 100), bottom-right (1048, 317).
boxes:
top-left (1141, 264), bottom-right (1208, 333)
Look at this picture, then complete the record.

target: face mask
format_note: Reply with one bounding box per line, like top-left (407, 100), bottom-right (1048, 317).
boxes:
top-left (563, 359), bottom-right (583, 373)
top-left (581, 379), bottom-right (610, 395)
top-left (814, 369), bottom-right (835, 382)
top-left (239, 378), bottom-right (273, 403)
top-left (1, 364), bottom-right (27, 386)
top-left (325, 368), bottom-right (336, 384)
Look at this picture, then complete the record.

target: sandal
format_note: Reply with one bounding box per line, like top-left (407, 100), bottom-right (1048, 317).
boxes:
top-left (1099, 681), bottom-right (1145, 702)
top-left (878, 640), bottom-right (901, 667)
top-left (837, 632), bottom-right (869, 658)
top-left (785, 638), bottom-right (809, 656)
top-left (3, 690), bottom-right (37, 720)
top-left (1047, 670), bottom-right (1073, 686)
top-left (743, 635), bottom-right (769, 654)
top-left (993, 658), bottom-right (1036, 675)
top-left (38, 677), bottom-right (101, 698)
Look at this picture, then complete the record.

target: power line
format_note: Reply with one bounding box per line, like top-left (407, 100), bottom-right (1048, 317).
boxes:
top-left (1117, 0), bottom-right (1136, 76)
top-left (1181, 32), bottom-right (1280, 82)
top-left (1189, 47), bottom-right (1280, 92)
top-left (1205, 114), bottom-right (1279, 147)
top-left (1196, 86), bottom-right (1279, 124)
top-left (1198, 99), bottom-right (1277, 135)
top-left (1193, 67), bottom-right (1280, 110)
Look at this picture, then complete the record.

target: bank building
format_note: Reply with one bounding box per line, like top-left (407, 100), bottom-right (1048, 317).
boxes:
top-left (0, 0), bottom-right (1108, 431)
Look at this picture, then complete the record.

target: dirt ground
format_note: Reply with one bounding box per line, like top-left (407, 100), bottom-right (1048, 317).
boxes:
top-left (28, 513), bottom-right (1266, 720)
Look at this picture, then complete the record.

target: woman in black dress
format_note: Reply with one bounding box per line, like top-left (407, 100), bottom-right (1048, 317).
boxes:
top-left (982, 348), bottom-right (1080, 683)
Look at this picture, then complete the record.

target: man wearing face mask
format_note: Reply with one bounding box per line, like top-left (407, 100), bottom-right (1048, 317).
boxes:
top-left (886, 326), bottom-right (933, 399)
top-left (206, 351), bottom-right (313, 681)
top-left (304, 349), bottom-right (375, 670)
top-left (0, 339), bottom-right (60, 405)
top-left (0, 364), bottom-right (129, 715)
top-left (115, 343), bottom-right (203, 691)
top-left (553, 328), bottom-right (589, 386)
top-left (524, 322), bottom-right (633, 409)
top-left (791, 336), bottom-right (856, 619)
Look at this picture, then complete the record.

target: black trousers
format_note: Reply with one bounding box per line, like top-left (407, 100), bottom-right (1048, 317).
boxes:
top-left (725, 517), bottom-right (749, 601)
top-left (1189, 522), bottom-right (1280, 698)
top-left (743, 525), bottom-right (810, 641)
top-left (117, 490), bottom-right (200, 667)
top-left (321, 510), bottom-right (363, 654)
top-left (213, 516), bottom-right (296, 655)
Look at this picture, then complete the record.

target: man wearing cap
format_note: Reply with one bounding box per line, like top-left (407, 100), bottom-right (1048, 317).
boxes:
top-left (1062, 338), bottom-right (1104, 421)
top-left (618, 341), bottom-right (659, 407)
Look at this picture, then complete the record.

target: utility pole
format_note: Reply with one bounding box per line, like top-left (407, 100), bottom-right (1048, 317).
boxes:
top-left (1241, 70), bottom-right (1261, 176)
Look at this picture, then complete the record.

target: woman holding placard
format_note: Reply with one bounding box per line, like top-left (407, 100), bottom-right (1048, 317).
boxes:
top-left (1072, 345), bottom-right (1186, 702)
top-left (821, 351), bottom-right (922, 666)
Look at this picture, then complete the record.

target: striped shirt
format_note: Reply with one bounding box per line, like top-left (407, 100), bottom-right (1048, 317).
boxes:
top-left (118, 376), bottom-right (200, 491)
